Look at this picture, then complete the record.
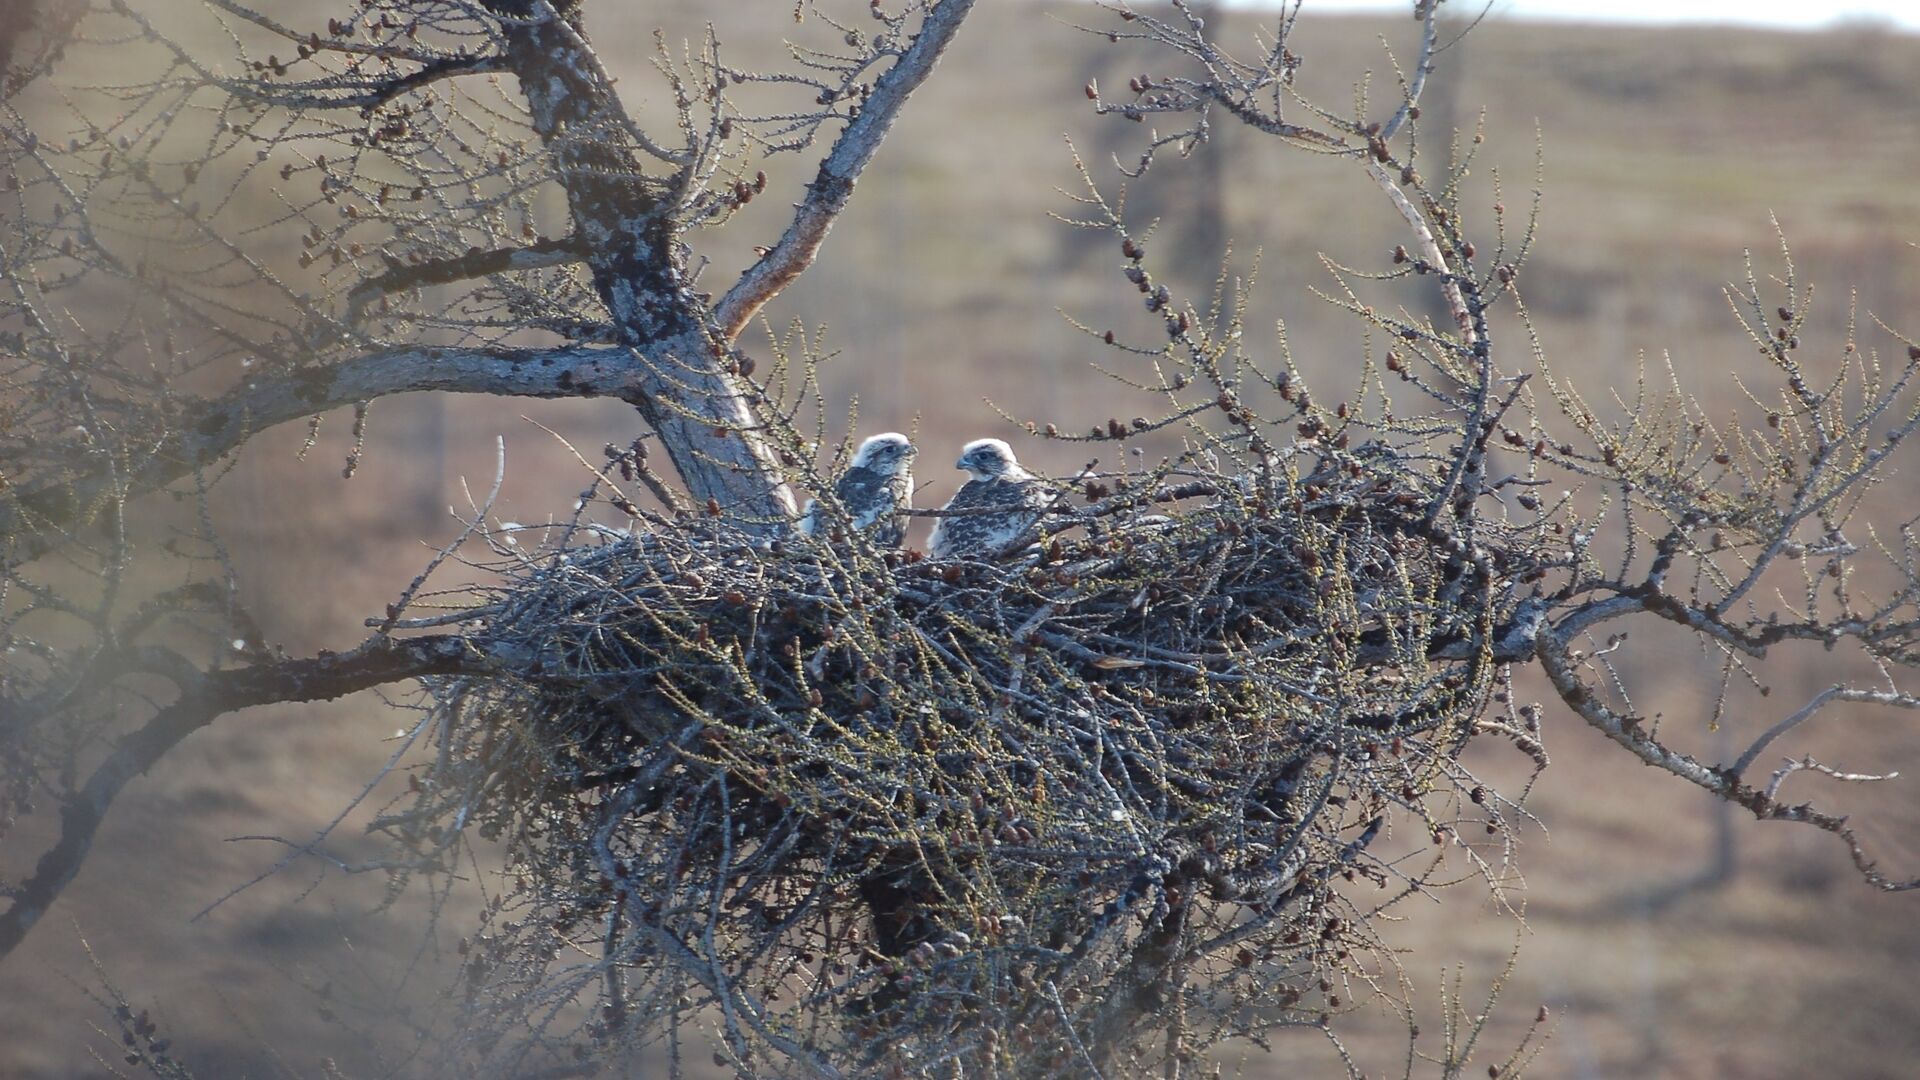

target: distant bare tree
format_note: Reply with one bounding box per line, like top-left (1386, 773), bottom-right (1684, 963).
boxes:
top-left (4, 1), bottom-right (1919, 1078)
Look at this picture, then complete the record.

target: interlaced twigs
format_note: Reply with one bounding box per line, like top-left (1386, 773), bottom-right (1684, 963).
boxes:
top-left (1529, 249), bottom-right (1920, 893)
top-left (353, 433), bottom-right (1538, 1075)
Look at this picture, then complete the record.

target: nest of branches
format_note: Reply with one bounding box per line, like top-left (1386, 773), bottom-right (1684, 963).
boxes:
top-left (375, 445), bottom-right (1547, 1076)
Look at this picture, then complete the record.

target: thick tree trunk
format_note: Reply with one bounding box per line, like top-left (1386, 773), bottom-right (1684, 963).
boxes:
top-left (489, 1), bottom-right (795, 525)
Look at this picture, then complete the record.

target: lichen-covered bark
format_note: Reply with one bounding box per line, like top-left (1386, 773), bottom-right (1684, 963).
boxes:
top-left (485, 0), bottom-right (794, 523)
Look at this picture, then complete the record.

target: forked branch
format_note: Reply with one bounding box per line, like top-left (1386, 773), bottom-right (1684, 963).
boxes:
top-left (1537, 620), bottom-right (1920, 893)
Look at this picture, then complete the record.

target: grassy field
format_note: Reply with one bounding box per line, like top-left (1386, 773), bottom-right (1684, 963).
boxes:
top-left (4, 3), bottom-right (1920, 1076)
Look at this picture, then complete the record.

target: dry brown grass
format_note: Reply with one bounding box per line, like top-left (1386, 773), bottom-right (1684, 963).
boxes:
top-left (4, 5), bottom-right (1920, 1077)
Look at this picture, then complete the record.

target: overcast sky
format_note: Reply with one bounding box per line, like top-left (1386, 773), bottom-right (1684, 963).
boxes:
top-left (1224, 0), bottom-right (1920, 32)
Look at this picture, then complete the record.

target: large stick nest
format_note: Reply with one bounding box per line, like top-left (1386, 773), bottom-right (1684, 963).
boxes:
top-left (391, 457), bottom-right (1543, 1076)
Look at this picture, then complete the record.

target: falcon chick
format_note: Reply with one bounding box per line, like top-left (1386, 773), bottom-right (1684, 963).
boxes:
top-left (927, 438), bottom-right (1052, 559)
top-left (799, 432), bottom-right (917, 547)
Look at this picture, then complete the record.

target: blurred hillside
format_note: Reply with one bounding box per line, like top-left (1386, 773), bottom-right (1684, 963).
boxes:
top-left (4, 3), bottom-right (1920, 1078)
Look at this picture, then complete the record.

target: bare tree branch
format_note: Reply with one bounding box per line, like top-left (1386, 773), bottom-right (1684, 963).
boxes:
top-left (1364, 159), bottom-right (1475, 343)
top-left (1730, 684), bottom-right (1920, 780)
top-left (1538, 615), bottom-right (1920, 893)
top-left (0, 634), bottom-right (494, 962)
top-left (348, 52), bottom-right (512, 110)
top-left (1, 344), bottom-right (647, 566)
top-left (714, 0), bottom-right (978, 342)
top-left (346, 236), bottom-right (587, 323)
